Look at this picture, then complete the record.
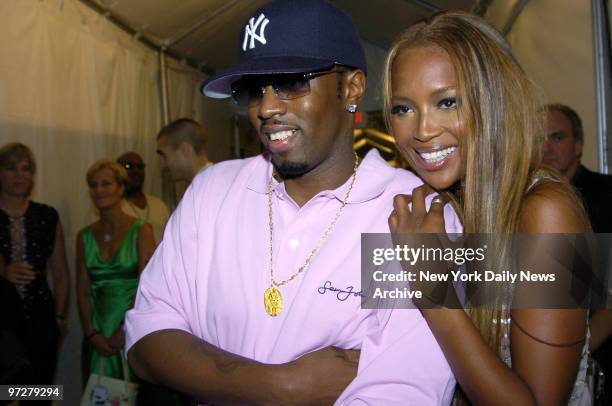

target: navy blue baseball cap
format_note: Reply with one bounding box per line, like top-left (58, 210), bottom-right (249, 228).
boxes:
top-left (201, 0), bottom-right (367, 98)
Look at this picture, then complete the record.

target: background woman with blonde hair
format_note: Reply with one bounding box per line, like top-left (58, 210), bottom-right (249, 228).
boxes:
top-left (385, 10), bottom-right (590, 405)
top-left (77, 159), bottom-right (155, 383)
top-left (0, 142), bottom-right (69, 404)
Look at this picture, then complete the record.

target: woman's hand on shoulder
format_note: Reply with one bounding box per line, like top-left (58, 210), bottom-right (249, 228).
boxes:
top-left (389, 184), bottom-right (449, 235)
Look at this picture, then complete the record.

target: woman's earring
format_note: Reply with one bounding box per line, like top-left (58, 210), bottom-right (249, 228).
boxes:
top-left (346, 103), bottom-right (357, 113)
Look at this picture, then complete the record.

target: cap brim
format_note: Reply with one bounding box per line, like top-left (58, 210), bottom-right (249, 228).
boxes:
top-left (201, 56), bottom-right (335, 98)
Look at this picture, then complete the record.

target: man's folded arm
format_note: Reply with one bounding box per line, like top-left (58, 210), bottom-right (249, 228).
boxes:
top-left (128, 329), bottom-right (291, 404)
top-left (128, 329), bottom-right (362, 405)
top-left (336, 309), bottom-right (456, 405)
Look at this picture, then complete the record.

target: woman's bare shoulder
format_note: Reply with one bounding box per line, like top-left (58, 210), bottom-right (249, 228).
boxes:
top-left (520, 180), bottom-right (587, 233)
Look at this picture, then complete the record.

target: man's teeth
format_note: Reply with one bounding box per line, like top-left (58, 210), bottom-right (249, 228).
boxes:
top-left (269, 130), bottom-right (295, 141)
top-left (419, 146), bottom-right (456, 163)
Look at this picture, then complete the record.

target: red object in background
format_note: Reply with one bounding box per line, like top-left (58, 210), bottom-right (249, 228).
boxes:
top-left (354, 111), bottom-right (363, 124)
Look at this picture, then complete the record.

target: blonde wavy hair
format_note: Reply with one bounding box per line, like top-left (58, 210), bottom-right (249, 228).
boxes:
top-left (86, 159), bottom-right (128, 193)
top-left (383, 10), bottom-right (546, 352)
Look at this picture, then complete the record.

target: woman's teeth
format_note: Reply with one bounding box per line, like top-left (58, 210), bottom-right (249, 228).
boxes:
top-left (419, 146), bottom-right (456, 163)
top-left (269, 129), bottom-right (296, 141)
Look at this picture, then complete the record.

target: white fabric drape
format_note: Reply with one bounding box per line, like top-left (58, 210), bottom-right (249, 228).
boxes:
top-left (0, 0), bottom-right (164, 231)
top-left (503, 0), bottom-right (599, 170)
top-left (0, 1), bottom-right (207, 403)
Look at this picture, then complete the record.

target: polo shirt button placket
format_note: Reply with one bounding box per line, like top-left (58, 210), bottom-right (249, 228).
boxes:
top-left (289, 238), bottom-right (299, 249)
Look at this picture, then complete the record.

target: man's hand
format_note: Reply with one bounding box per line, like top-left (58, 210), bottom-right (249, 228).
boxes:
top-left (0, 261), bottom-right (36, 285)
top-left (279, 346), bottom-right (360, 406)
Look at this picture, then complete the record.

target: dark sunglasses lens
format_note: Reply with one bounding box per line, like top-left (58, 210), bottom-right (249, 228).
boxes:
top-left (273, 77), bottom-right (310, 99)
top-left (231, 75), bottom-right (312, 106)
top-left (232, 82), bottom-right (262, 106)
top-left (124, 163), bottom-right (145, 170)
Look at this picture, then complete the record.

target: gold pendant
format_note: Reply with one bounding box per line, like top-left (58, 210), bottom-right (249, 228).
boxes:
top-left (264, 286), bottom-right (283, 317)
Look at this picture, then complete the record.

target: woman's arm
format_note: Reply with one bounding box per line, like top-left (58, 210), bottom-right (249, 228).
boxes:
top-left (136, 222), bottom-right (156, 274)
top-left (390, 186), bottom-right (535, 404)
top-left (75, 231), bottom-right (116, 356)
top-left (590, 309), bottom-right (612, 352)
top-left (510, 182), bottom-right (588, 404)
top-left (48, 221), bottom-right (70, 328)
top-left (389, 183), bottom-right (588, 405)
top-left (420, 307), bottom-right (585, 406)
top-left (75, 232), bottom-right (93, 336)
top-left (420, 309), bottom-right (539, 405)
top-left (109, 222), bottom-right (156, 349)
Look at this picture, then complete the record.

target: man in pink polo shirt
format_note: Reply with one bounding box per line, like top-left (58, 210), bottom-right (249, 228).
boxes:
top-left (125, 1), bottom-right (461, 404)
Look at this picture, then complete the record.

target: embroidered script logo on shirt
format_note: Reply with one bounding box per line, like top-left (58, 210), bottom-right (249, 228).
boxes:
top-left (318, 281), bottom-right (365, 302)
top-left (243, 13), bottom-right (270, 51)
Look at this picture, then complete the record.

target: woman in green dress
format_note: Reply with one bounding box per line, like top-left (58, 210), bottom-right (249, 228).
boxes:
top-left (76, 159), bottom-right (155, 383)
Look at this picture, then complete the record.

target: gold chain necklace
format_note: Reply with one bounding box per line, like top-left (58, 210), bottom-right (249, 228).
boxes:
top-left (264, 153), bottom-right (359, 316)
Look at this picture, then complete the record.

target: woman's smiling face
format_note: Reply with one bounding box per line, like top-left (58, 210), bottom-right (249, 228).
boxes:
top-left (390, 46), bottom-right (465, 190)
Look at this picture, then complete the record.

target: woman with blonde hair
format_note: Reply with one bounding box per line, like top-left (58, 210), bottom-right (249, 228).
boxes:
top-left (77, 159), bottom-right (155, 383)
top-left (385, 10), bottom-right (590, 405)
top-left (0, 142), bottom-right (69, 403)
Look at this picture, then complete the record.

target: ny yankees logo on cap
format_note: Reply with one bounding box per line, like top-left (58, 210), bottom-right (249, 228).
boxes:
top-left (202, 0), bottom-right (367, 98)
top-left (243, 13), bottom-right (270, 51)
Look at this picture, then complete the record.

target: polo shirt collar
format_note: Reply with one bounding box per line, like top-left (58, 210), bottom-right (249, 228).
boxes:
top-left (246, 149), bottom-right (396, 204)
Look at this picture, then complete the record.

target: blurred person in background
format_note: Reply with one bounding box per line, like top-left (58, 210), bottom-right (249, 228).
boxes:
top-left (0, 142), bottom-right (69, 405)
top-left (156, 118), bottom-right (212, 184)
top-left (76, 159), bottom-right (155, 385)
top-left (116, 152), bottom-right (169, 244)
top-left (542, 103), bottom-right (612, 233)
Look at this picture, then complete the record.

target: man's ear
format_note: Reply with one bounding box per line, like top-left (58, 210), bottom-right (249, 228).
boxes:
top-left (178, 141), bottom-right (194, 158)
top-left (343, 69), bottom-right (366, 105)
top-left (575, 138), bottom-right (583, 160)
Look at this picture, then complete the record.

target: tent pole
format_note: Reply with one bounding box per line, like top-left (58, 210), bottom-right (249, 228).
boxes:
top-left (592, 0), bottom-right (612, 173)
top-left (502, 0), bottom-right (529, 36)
top-left (159, 49), bottom-right (177, 207)
top-left (159, 49), bottom-right (170, 126)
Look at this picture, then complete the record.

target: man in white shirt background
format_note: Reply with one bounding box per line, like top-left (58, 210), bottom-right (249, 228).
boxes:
top-left (116, 151), bottom-right (170, 244)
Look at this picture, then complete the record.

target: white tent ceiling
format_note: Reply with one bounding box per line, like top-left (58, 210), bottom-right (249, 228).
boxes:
top-left (78, 0), bottom-right (607, 171)
top-left (83, 0), bottom-right (483, 73)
